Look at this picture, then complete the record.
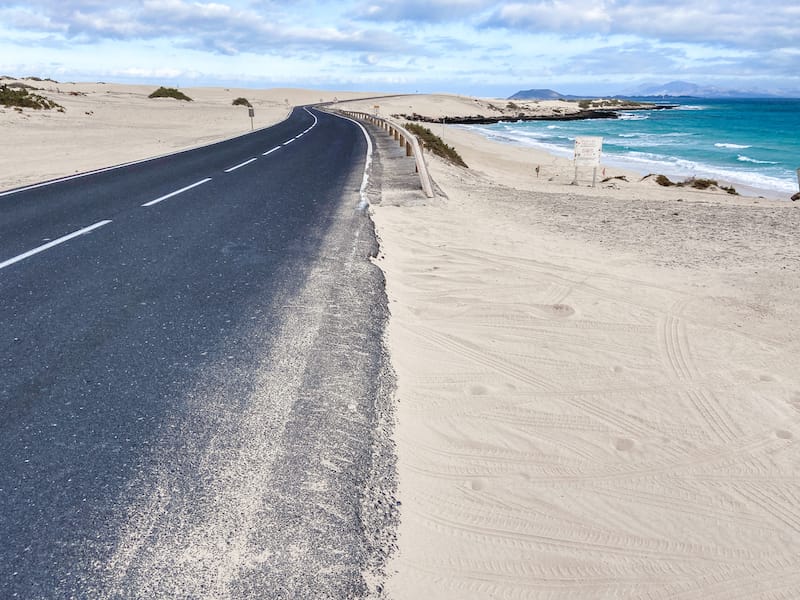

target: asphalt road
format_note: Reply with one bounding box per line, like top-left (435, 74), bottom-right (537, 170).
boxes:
top-left (0, 107), bottom-right (396, 598)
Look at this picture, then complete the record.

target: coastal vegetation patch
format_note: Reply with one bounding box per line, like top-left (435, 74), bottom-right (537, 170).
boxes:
top-left (646, 174), bottom-right (737, 195)
top-left (0, 84), bottom-right (64, 111)
top-left (232, 97), bottom-right (252, 107)
top-left (148, 87), bottom-right (193, 101)
top-left (405, 123), bottom-right (468, 168)
top-left (577, 98), bottom-right (645, 110)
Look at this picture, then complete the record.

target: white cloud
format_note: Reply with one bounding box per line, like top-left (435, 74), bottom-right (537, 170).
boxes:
top-left (483, 0), bottom-right (799, 50)
top-left (0, 0), bottom-right (798, 94)
top-left (484, 1), bottom-right (613, 32)
top-left (352, 0), bottom-right (493, 22)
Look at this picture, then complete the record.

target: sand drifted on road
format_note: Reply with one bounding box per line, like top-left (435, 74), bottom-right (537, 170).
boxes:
top-left (370, 119), bottom-right (800, 598)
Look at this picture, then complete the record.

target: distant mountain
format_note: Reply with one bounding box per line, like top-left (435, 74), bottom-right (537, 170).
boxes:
top-left (509, 81), bottom-right (800, 100)
top-left (626, 80), bottom-right (797, 98)
top-left (508, 89), bottom-right (565, 100)
top-left (508, 89), bottom-right (601, 101)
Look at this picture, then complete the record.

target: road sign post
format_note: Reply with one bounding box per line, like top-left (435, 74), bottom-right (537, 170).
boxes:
top-left (573, 136), bottom-right (603, 187)
top-left (248, 107), bottom-right (254, 131)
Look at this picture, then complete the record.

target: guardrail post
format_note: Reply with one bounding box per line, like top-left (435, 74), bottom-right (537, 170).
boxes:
top-left (335, 108), bottom-right (434, 198)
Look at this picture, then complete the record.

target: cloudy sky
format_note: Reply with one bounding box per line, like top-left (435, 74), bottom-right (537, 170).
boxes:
top-left (1, 0), bottom-right (798, 96)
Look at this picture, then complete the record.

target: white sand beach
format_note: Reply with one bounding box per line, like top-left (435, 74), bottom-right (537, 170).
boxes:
top-left (4, 82), bottom-right (799, 598)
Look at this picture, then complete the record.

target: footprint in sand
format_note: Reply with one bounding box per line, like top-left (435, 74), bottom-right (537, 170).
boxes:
top-left (469, 478), bottom-right (488, 491)
top-left (615, 438), bottom-right (635, 451)
top-left (775, 430), bottom-right (793, 440)
top-left (549, 303), bottom-right (575, 317)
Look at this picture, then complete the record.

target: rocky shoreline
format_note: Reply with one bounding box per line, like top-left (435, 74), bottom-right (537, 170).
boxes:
top-left (392, 104), bottom-right (675, 125)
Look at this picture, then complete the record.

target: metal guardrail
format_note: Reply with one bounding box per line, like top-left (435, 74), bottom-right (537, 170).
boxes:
top-left (336, 111), bottom-right (435, 199)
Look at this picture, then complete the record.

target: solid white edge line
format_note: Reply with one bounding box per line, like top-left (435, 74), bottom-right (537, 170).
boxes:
top-left (262, 147), bottom-right (281, 156)
top-left (142, 177), bottom-right (212, 207)
top-left (223, 157), bottom-right (258, 173)
top-left (332, 111), bottom-right (373, 209)
top-left (302, 107), bottom-right (319, 129)
top-left (0, 220), bottom-right (112, 271)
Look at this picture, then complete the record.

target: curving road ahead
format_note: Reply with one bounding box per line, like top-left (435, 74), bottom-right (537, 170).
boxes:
top-left (0, 107), bottom-right (396, 598)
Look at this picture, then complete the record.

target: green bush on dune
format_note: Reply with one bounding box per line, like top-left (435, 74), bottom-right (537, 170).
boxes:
top-left (405, 123), bottom-right (468, 168)
top-left (0, 84), bottom-right (64, 110)
top-left (148, 86), bottom-right (193, 101)
top-left (648, 173), bottom-right (737, 195)
top-left (232, 97), bottom-right (252, 107)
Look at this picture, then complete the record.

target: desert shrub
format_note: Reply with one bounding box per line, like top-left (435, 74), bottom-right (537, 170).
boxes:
top-left (578, 99), bottom-right (592, 109)
top-left (646, 174), bottom-right (737, 194)
top-left (506, 101), bottom-right (519, 110)
top-left (232, 97), bottom-right (252, 107)
top-left (148, 86), bottom-right (193, 101)
top-left (655, 174), bottom-right (675, 186)
top-left (8, 82), bottom-right (38, 90)
top-left (405, 123), bottom-right (468, 168)
top-left (0, 84), bottom-right (63, 110)
top-left (684, 177), bottom-right (716, 190)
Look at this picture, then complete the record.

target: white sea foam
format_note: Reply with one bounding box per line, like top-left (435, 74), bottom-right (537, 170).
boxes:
top-left (617, 113), bottom-right (649, 121)
top-left (675, 105), bottom-right (706, 111)
top-left (716, 143), bottom-right (751, 149)
top-left (737, 155), bottom-right (778, 165)
top-left (613, 132), bottom-right (690, 148)
top-left (465, 121), bottom-right (796, 197)
top-left (608, 151), bottom-right (795, 194)
top-left (467, 125), bottom-right (574, 158)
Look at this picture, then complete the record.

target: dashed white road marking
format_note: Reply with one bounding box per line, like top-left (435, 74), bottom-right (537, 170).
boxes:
top-left (2, 108), bottom-right (326, 273)
top-left (0, 220), bottom-right (113, 271)
top-left (142, 178), bottom-right (213, 207)
top-left (223, 158), bottom-right (258, 173)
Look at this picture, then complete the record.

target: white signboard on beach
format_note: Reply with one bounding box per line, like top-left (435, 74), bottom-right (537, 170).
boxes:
top-left (574, 136), bottom-right (603, 166)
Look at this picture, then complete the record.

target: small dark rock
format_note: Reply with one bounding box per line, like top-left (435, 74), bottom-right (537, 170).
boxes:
top-left (791, 192), bottom-right (800, 202)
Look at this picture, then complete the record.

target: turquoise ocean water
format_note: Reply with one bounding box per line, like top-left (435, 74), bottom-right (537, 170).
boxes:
top-left (467, 98), bottom-right (800, 197)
